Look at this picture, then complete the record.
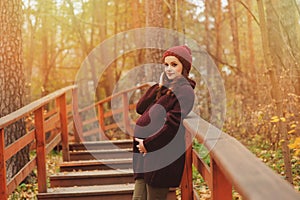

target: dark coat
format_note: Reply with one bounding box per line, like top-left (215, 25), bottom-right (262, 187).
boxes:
top-left (133, 77), bottom-right (195, 188)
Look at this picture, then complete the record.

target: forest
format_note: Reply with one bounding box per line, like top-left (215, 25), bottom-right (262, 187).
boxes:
top-left (0, 0), bottom-right (299, 199)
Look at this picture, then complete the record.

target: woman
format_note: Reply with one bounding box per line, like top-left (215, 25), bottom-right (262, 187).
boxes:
top-left (132, 45), bottom-right (195, 200)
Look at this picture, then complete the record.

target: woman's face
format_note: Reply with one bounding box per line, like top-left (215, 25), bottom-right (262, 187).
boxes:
top-left (164, 56), bottom-right (183, 80)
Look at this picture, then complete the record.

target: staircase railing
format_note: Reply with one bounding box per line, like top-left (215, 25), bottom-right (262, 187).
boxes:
top-left (0, 84), bottom-right (299, 200)
top-left (74, 83), bottom-right (154, 141)
top-left (77, 82), bottom-right (299, 199)
top-left (0, 85), bottom-right (75, 199)
top-left (180, 112), bottom-right (299, 199)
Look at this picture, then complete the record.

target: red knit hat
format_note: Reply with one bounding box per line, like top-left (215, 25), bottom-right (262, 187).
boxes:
top-left (162, 45), bottom-right (192, 73)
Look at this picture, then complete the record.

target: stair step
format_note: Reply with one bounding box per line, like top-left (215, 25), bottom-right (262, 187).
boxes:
top-left (38, 184), bottom-right (177, 200)
top-left (38, 184), bottom-right (134, 200)
top-left (70, 148), bottom-right (132, 161)
top-left (59, 158), bottom-right (132, 172)
top-left (68, 139), bottom-right (132, 151)
top-left (50, 169), bottom-right (134, 187)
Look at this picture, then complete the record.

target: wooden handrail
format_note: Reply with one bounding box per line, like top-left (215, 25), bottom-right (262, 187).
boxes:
top-left (0, 85), bottom-right (75, 199)
top-left (0, 85), bottom-right (76, 129)
top-left (77, 82), bottom-right (154, 140)
top-left (76, 82), bottom-right (299, 199)
top-left (181, 112), bottom-right (300, 200)
top-left (1, 83), bottom-right (298, 199)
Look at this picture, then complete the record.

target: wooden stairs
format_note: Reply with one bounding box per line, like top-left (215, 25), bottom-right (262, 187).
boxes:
top-left (37, 140), bottom-right (177, 200)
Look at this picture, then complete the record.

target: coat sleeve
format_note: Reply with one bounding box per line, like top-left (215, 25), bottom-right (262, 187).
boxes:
top-left (136, 84), bottom-right (159, 115)
top-left (143, 85), bottom-right (195, 152)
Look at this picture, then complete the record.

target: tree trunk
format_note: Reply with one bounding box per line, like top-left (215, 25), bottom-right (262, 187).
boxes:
top-left (0, 0), bottom-right (30, 181)
top-left (228, 0), bottom-right (241, 68)
top-left (203, 0), bottom-right (212, 121)
top-left (277, 0), bottom-right (300, 95)
top-left (95, 0), bottom-right (108, 100)
top-left (145, 0), bottom-right (164, 81)
top-left (215, 0), bottom-right (222, 68)
top-left (246, 0), bottom-right (257, 85)
top-left (41, 1), bottom-right (50, 97)
top-left (256, 0), bottom-right (293, 184)
top-left (23, 1), bottom-right (37, 104)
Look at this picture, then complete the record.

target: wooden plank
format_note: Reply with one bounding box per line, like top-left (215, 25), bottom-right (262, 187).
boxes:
top-left (82, 117), bottom-right (98, 126)
top-left (7, 157), bottom-right (37, 195)
top-left (128, 103), bottom-right (136, 110)
top-left (95, 82), bottom-right (154, 105)
top-left (50, 169), bottom-right (133, 187)
top-left (51, 169), bottom-right (133, 179)
top-left (4, 130), bottom-right (35, 161)
top-left (68, 139), bottom-right (132, 151)
top-left (46, 133), bottom-right (61, 154)
top-left (72, 87), bottom-right (83, 142)
top-left (122, 93), bottom-right (130, 134)
top-left (59, 158), bottom-right (132, 172)
top-left (44, 108), bottom-right (58, 119)
top-left (83, 128), bottom-right (100, 137)
top-left (103, 109), bottom-right (120, 118)
top-left (104, 123), bottom-right (119, 131)
top-left (44, 113), bottom-right (60, 133)
top-left (0, 85), bottom-right (75, 129)
top-left (69, 148), bottom-right (132, 161)
top-left (192, 149), bottom-right (212, 189)
top-left (34, 107), bottom-right (47, 193)
top-left (59, 159), bottom-right (132, 167)
top-left (103, 107), bottom-right (132, 118)
top-left (97, 103), bottom-right (106, 140)
top-left (78, 103), bottom-right (95, 113)
top-left (99, 94), bottom-right (147, 120)
top-left (56, 94), bottom-right (70, 162)
top-left (211, 158), bottom-right (231, 200)
top-left (38, 183), bottom-right (175, 200)
top-left (180, 131), bottom-right (193, 200)
top-left (0, 128), bottom-right (7, 199)
top-left (38, 184), bottom-right (133, 198)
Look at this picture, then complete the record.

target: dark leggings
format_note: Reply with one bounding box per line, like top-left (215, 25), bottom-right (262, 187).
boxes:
top-left (132, 179), bottom-right (169, 200)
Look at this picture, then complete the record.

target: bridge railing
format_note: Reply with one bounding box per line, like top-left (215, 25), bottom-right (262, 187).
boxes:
top-left (74, 83), bottom-right (154, 141)
top-left (180, 112), bottom-right (299, 200)
top-left (1, 84), bottom-right (299, 200)
top-left (75, 83), bottom-right (299, 199)
top-left (0, 85), bottom-right (76, 199)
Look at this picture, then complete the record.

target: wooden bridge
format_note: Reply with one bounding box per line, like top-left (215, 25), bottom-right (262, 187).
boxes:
top-left (0, 84), bottom-right (299, 200)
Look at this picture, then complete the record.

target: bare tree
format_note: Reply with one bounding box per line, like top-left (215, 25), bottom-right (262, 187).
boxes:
top-left (256, 0), bottom-right (293, 184)
top-left (246, 0), bottom-right (257, 85)
top-left (215, 0), bottom-right (222, 68)
top-left (228, 0), bottom-right (241, 68)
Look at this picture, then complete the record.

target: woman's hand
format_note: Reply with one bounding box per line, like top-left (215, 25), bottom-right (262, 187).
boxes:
top-left (135, 138), bottom-right (147, 156)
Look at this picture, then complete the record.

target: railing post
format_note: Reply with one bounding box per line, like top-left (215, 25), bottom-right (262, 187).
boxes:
top-left (56, 93), bottom-right (70, 162)
top-left (181, 130), bottom-right (193, 200)
top-left (211, 158), bottom-right (232, 200)
top-left (0, 128), bottom-right (7, 199)
top-left (122, 92), bottom-right (132, 137)
top-left (34, 107), bottom-right (47, 193)
top-left (97, 103), bottom-right (106, 140)
top-left (72, 87), bottom-right (83, 142)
